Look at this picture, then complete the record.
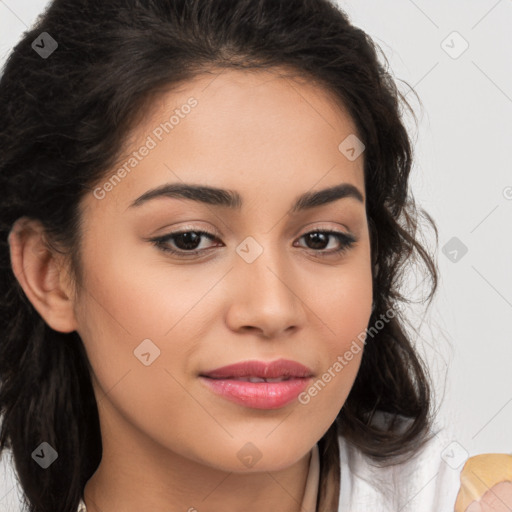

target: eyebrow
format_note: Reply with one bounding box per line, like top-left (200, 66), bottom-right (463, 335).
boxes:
top-left (129, 182), bottom-right (364, 212)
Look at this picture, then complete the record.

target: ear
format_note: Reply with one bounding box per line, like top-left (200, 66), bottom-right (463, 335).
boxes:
top-left (8, 217), bottom-right (78, 333)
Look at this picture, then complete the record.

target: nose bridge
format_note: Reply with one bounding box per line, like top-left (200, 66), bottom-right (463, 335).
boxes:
top-left (228, 233), bottom-right (304, 335)
top-left (238, 234), bottom-right (293, 299)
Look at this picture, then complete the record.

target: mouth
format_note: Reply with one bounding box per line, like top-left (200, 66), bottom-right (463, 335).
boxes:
top-left (199, 359), bottom-right (314, 409)
top-left (211, 376), bottom-right (294, 382)
top-left (200, 358), bottom-right (314, 380)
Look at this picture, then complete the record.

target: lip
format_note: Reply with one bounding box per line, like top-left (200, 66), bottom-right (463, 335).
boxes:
top-left (199, 359), bottom-right (314, 410)
top-left (200, 359), bottom-right (314, 379)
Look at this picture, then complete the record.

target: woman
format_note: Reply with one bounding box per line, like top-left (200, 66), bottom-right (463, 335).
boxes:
top-left (1, 0), bottom-right (507, 511)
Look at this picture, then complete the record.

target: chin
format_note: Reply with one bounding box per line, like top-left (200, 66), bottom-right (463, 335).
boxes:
top-left (199, 436), bottom-right (314, 474)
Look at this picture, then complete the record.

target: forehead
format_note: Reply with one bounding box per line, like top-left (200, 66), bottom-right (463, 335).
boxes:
top-left (129, 66), bottom-right (361, 158)
top-left (86, 67), bottom-right (365, 213)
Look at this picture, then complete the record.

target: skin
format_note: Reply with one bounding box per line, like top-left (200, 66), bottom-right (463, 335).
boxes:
top-left (9, 68), bottom-right (373, 512)
top-left (456, 454), bottom-right (512, 512)
top-left (466, 482), bottom-right (512, 512)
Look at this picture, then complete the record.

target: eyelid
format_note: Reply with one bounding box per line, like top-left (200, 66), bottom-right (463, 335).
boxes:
top-left (296, 221), bottom-right (354, 237)
top-left (151, 223), bottom-right (222, 239)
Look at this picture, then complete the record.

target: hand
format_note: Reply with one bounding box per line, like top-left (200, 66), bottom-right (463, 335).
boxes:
top-left (455, 454), bottom-right (512, 512)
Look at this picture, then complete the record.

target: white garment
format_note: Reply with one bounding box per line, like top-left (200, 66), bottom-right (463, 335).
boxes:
top-left (76, 426), bottom-right (462, 512)
top-left (337, 427), bottom-right (462, 511)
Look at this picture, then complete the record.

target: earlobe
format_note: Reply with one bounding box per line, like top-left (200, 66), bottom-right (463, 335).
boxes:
top-left (8, 217), bottom-right (78, 333)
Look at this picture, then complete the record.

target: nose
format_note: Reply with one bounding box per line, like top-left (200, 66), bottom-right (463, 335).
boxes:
top-left (225, 243), bottom-right (306, 339)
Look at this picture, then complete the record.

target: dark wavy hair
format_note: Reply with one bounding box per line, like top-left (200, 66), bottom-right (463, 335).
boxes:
top-left (0, 0), bottom-right (442, 510)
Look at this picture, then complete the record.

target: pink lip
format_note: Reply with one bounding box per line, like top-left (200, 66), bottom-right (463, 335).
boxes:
top-left (199, 359), bottom-right (314, 410)
top-left (201, 359), bottom-right (314, 379)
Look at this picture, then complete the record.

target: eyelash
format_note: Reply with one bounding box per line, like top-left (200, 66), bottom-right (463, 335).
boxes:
top-left (149, 228), bottom-right (357, 259)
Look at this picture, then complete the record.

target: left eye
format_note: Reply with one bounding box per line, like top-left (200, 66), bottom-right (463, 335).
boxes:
top-left (149, 229), bottom-right (357, 257)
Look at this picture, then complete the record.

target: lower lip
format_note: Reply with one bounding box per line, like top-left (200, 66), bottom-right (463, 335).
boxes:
top-left (199, 376), bottom-right (311, 409)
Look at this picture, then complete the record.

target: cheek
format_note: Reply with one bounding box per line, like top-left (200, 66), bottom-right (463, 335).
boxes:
top-left (72, 236), bottom-right (221, 411)
top-left (295, 257), bottom-right (373, 416)
top-left (305, 254), bottom-right (373, 352)
top-left (75, 229), bottom-right (215, 340)
top-left (73, 251), bottom-right (215, 458)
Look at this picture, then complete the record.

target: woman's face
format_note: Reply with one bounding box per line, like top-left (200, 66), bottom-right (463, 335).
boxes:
top-left (73, 68), bottom-right (373, 473)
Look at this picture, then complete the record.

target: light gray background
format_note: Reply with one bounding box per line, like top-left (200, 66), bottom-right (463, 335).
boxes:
top-left (1, 0), bottom-right (511, 509)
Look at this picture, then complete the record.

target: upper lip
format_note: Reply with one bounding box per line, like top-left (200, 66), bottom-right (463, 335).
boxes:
top-left (200, 358), bottom-right (314, 379)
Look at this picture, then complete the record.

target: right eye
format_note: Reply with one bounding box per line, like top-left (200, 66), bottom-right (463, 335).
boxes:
top-left (149, 229), bottom-right (222, 257)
